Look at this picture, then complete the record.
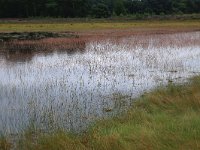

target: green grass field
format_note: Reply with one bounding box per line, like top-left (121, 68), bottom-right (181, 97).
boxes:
top-left (0, 20), bottom-right (200, 32)
top-left (1, 76), bottom-right (200, 150)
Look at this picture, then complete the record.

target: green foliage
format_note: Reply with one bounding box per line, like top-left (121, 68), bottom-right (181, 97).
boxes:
top-left (0, 0), bottom-right (199, 18)
top-left (45, 0), bottom-right (58, 16)
top-left (114, 0), bottom-right (125, 16)
top-left (92, 3), bottom-right (111, 18)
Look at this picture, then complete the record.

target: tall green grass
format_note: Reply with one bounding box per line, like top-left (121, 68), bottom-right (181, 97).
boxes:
top-left (1, 76), bottom-right (200, 150)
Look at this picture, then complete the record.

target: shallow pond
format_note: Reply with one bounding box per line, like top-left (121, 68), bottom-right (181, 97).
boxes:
top-left (0, 32), bottom-right (200, 134)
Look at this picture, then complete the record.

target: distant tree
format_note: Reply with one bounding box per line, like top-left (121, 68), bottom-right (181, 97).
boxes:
top-left (172, 0), bottom-right (187, 13)
top-left (146, 0), bottom-right (173, 15)
top-left (92, 3), bottom-right (111, 18)
top-left (126, 0), bottom-right (147, 14)
top-left (185, 0), bottom-right (200, 13)
top-left (114, 0), bottom-right (125, 16)
top-left (45, 0), bottom-right (58, 16)
top-left (0, 0), bottom-right (199, 18)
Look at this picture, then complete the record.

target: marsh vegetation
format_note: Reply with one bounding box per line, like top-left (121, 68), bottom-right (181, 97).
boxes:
top-left (11, 76), bottom-right (200, 150)
top-left (0, 23), bottom-right (200, 149)
top-left (0, 31), bottom-right (200, 131)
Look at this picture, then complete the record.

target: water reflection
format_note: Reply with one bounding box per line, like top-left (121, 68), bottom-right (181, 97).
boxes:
top-left (0, 39), bottom-right (86, 63)
top-left (0, 32), bottom-right (200, 135)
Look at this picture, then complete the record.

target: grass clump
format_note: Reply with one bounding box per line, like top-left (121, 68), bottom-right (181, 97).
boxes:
top-left (0, 136), bottom-right (11, 150)
top-left (17, 132), bottom-right (86, 150)
top-left (85, 77), bottom-right (200, 150)
top-left (3, 76), bottom-right (200, 150)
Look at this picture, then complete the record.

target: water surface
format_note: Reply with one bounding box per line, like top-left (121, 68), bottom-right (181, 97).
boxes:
top-left (0, 32), bottom-right (200, 134)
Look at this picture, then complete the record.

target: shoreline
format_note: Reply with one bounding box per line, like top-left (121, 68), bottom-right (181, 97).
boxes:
top-left (1, 76), bottom-right (200, 150)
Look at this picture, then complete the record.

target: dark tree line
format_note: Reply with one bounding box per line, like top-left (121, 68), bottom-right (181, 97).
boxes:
top-left (0, 0), bottom-right (200, 18)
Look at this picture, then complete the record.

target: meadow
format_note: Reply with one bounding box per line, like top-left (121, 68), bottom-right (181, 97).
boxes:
top-left (0, 19), bottom-right (200, 32)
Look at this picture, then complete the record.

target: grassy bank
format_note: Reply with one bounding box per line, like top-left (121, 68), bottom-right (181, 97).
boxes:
top-left (1, 76), bottom-right (200, 150)
top-left (0, 20), bottom-right (200, 32)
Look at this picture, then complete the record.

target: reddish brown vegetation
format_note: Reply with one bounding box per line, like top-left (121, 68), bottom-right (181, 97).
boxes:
top-left (0, 28), bottom-right (199, 62)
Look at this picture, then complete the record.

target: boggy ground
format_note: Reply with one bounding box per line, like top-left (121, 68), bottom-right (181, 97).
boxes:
top-left (0, 19), bottom-right (200, 53)
top-left (0, 19), bottom-right (200, 56)
top-left (0, 32), bottom-right (78, 41)
top-left (1, 76), bottom-right (200, 150)
top-left (0, 20), bottom-right (200, 150)
top-left (0, 19), bottom-right (200, 61)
